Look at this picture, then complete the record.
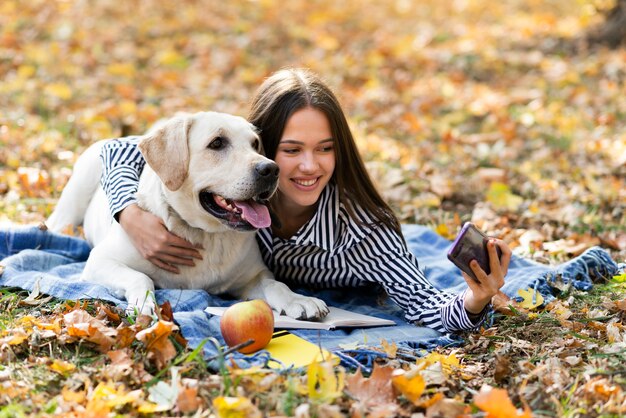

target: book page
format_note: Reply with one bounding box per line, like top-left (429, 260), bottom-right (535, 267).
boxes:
top-left (205, 306), bottom-right (395, 330)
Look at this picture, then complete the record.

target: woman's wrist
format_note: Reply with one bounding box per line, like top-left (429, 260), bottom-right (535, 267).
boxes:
top-left (118, 203), bottom-right (140, 228)
top-left (463, 291), bottom-right (491, 314)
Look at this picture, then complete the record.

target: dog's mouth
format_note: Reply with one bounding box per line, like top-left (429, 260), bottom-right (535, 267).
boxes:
top-left (199, 191), bottom-right (272, 231)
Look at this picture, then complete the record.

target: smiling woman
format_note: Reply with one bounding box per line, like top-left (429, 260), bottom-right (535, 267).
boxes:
top-left (98, 68), bottom-right (512, 334)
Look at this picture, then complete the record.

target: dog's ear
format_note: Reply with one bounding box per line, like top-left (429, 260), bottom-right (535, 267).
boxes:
top-left (139, 116), bottom-right (191, 191)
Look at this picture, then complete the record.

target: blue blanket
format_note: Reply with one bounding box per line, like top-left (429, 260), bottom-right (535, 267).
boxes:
top-left (1, 225), bottom-right (622, 371)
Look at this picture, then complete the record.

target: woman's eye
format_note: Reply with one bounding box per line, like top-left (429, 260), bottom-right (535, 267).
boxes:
top-left (282, 148), bottom-right (299, 154)
top-left (208, 137), bottom-right (226, 150)
top-left (320, 146), bottom-right (334, 152)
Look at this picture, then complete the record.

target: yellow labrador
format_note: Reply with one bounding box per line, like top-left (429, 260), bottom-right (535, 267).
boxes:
top-left (47, 112), bottom-right (328, 319)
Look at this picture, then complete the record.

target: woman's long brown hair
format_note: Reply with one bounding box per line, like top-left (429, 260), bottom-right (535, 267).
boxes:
top-left (248, 68), bottom-right (403, 237)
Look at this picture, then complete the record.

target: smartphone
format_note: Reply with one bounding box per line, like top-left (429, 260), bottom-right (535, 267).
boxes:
top-left (447, 222), bottom-right (502, 282)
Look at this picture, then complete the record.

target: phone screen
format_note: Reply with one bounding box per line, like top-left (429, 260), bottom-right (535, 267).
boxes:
top-left (447, 223), bottom-right (501, 282)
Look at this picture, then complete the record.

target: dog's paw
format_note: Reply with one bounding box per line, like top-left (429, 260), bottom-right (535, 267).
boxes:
top-left (125, 292), bottom-right (156, 317)
top-left (279, 295), bottom-right (329, 321)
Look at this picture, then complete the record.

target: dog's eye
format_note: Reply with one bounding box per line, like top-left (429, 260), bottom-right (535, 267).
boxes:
top-left (252, 139), bottom-right (260, 151)
top-left (208, 137), bottom-right (226, 150)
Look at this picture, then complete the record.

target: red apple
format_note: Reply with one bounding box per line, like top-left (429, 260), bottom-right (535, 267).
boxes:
top-left (220, 299), bottom-right (275, 354)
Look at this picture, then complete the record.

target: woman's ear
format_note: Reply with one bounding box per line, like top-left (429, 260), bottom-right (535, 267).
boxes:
top-left (139, 115), bottom-right (192, 191)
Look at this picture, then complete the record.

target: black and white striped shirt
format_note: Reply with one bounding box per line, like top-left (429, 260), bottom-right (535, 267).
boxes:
top-left (100, 137), bottom-right (487, 333)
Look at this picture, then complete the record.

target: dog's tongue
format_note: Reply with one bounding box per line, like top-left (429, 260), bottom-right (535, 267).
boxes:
top-left (233, 200), bottom-right (271, 229)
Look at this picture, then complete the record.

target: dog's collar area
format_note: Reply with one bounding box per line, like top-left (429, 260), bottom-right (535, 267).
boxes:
top-left (199, 191), bottom-right (271, 230)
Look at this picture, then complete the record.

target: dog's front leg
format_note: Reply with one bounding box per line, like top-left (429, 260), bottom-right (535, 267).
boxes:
top-left (82, 258), bottom-right (157, 316)
top-left (241, 273), bottom-right (329, 321)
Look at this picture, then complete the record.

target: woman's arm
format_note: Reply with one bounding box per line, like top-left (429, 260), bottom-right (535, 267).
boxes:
top-left (349, 225), bottom-right (502, 333)
top-left (100, 137), bottom-right (202, 273)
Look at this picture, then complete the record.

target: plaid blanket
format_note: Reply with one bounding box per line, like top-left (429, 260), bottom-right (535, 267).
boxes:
top-left (1, 224), bottom-right (622, 371)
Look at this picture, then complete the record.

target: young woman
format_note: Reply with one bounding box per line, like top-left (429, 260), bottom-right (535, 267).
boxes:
top-left (100, 68), bottom-right (511, 333)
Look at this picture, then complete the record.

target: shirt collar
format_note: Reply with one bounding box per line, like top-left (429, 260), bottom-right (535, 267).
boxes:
top-left (294, 183), bottom-right (339, 251)
top-left (257, 184), bottom-right (341, 253)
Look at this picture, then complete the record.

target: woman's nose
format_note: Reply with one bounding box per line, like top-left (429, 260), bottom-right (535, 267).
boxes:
top-left (298, 152), bottom-right (318, 171)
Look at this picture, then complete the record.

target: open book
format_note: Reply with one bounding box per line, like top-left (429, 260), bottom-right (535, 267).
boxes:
top-left (204, 306), bottom-right (396, 330)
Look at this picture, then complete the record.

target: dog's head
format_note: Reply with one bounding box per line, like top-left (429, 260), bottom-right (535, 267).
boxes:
top-left (138, 111), bottom-right (278, 232)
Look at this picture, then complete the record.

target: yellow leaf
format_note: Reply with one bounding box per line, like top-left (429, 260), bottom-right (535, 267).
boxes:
top-left (613, 273), bottom-right (626, 283)
top-left (44, 83), bottom-right (73, 100)
top-left (87, 382), bottom-right (140, 410)
top-left (517, 288), bottom-right (544, 310)
top-left (156, 49), bottom-right (188, 68)
top-left (50, 359), bottom-right (76, 375)
top-left (391, 369), bottom-right (425, 403)
top-left (106, 63), bottom-right (136, 78)
top-left (474, 385), bottom-right (532, 418)
top-left (486, 182), bottom-right (523, 212)
top-left (0, 329), bottom-right (29, 345)
top-left (307, 360), bottom-right (345, 402)
top-left (213, 396), bottom-right (261, 418)
top-left (17, 65), bottom-right (36, 79)
top-left (380, 339), bottom-right (397, 358)
top-left (417, 352), bottom-right (461, 375)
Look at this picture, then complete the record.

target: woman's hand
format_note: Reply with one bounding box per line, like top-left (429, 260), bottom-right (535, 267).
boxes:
top-left (118, 204), bottom-right (203, 274)
top-left (462, 239), bottom-right (512, 314)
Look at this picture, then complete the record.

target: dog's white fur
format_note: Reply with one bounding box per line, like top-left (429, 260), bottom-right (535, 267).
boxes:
top-left (47, 111), bottom-right (328, 319)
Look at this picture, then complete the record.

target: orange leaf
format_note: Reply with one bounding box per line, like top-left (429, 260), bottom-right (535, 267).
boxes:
top-left (177, 386), bottom-right (202, 414)
top-left (474, 385), bottom-right (532, 418)
top-left (135, 320), bottom-right (178, 368)
top-left (391, 369), bottom-right (426, 404)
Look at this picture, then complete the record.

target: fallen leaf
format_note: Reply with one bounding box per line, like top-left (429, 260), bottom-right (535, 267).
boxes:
top-left (517, 288), bottom-right (544, 310)
top-left (19, 279), bottom-right (53, 306)
top-left (213, 396), bottom-right (262, 418)
top-left (425, 396), bottom-right (470, 417)
top-left (147, 370), bottom-right (179, 412)
top-left (50, 359), bottom-right (76, 375)
top-left (474, 385), bottom-right (532, 418)
top-left (176, 386), bottom-right (202, 414)
top-left (494, 354), bottom-right (511, 384)
top-left (345, 366), bottom-right (396, 408)
top-left (135, 320), bottom-right (178, 368)
top-left (307, 360), bottom-right (345, 403)
top-left (380, 339), bottom-right (397, 358)
top-left (391, 368), bottom-right (426, 404)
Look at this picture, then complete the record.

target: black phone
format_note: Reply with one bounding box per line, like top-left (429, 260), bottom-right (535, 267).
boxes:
top-left (447, 222), bottom-right (502, 282)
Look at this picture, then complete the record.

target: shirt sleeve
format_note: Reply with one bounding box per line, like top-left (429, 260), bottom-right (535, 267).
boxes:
top-left (348, 224), bottom-right (491, 333)
top-left (99, 136), bottom-right (145, 220)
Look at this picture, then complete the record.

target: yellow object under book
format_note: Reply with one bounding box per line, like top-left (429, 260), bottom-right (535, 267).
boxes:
top-left (262, 330), bottom-right (339, 369)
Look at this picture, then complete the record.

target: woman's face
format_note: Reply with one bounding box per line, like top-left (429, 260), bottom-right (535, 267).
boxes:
top-left (273, 107), bottom-right (335, 214)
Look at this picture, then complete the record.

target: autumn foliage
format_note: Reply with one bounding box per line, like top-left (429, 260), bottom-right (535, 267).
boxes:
top-left (0, 0), bottom-right (625, 416)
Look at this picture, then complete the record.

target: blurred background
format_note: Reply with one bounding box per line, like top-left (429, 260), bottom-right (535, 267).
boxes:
top-left (0, 0), bottom-right (624, 260)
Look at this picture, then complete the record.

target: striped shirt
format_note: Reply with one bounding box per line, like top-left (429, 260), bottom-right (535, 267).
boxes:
top-left (100, 137), bottom-right (488, 333)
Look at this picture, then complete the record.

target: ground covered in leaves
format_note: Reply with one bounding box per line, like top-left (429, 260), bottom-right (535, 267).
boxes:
top-left (0, 0), bottom-right (625, 416)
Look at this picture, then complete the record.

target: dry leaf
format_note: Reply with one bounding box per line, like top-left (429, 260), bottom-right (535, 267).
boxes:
top-left (517, 288), bottom-right (544, 310)
top-left (176, 386), bottom-right (202, 414)
top-left (50, 359), bottom-right (76, 375)
top-left (345, 366), bottom-right (396, 408)
top-left (474, 385), bottom-right (532, 418)
top-left (135, 320), bottom-right (178, 369)
top-left (307, 360), bottom-right (345, 403)
top-left (380, 339), bottom-right (397, 358)
top-left (391, 368), bottom-right (426, 404)
top-left (213, 396), bottom-right (262, 418)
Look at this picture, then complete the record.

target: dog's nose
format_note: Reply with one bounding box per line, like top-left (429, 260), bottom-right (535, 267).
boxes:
top-left (255, 161), bottom-right (279, 178)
